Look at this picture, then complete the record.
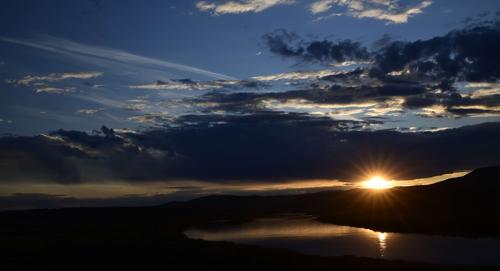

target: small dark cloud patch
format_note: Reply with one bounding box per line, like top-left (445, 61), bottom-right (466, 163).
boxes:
top-left (403, 94), bottom-right (443, 109)
top-left (263, 30), bottom-right (371, 64)
top-left (319, 68), bottom-right (364, 82)
top-left (403, 92), bottom-right (500, 117)
top-left (446, 107), bottom-right (497, 116)
top-left (374, 82), bottom-right (427, 96)
top-left (262, 30), bottom-right (305, 57)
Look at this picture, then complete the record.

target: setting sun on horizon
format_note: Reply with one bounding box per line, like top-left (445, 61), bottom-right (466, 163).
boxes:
top-left (362, 176), bottom-right (393, 190)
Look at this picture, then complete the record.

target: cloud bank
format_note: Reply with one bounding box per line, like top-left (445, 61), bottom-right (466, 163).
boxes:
top-left (311, 0), bottom-right (433, 24)
top-left (196, 0), bottom-right (432, 23)
top-left (260, 20), bottom-right (500, 118)
top-left (1, 120), bottom-right (499, 185)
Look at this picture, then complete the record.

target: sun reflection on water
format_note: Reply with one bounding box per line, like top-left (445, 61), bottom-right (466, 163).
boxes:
top-left (186, 215), bottom-right (392, 258)
top-left (378, 232), bottom-right (387, 257)
top-left (185, 215), bottom-right (500, 266)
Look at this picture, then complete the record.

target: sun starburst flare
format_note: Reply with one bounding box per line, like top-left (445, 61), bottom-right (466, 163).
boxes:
top-left (362, 176), bottom-right (393, 189)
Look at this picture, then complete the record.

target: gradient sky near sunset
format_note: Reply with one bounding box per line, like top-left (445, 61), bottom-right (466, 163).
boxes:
top-left (1, 0), bottom-right (500, 209)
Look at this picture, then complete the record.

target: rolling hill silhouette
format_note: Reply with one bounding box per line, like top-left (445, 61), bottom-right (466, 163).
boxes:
top-left (164, 166), bottom-right (500, 236)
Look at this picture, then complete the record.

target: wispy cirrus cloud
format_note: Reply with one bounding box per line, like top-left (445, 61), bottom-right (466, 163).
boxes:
top-left (34, 87), bottom-right (75, 94)
top-left (127, 112), bottom-right (176, 125)
top-left (123, 100), bottom-right (151, 111)
top-left (6, 71), bottom-right (101, 94)
top-left (0, 118), bottom-right (13, 124)
top-left (0, 36), bottom-right (235, 80)
top-left (11, 71), bottom-right (103, 86)
top-left (196, 0), bottom-right (294, 14)
top-left (77, 108), bottom-right (102, 115)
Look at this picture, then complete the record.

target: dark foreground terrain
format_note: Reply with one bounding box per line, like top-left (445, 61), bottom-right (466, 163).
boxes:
top-left (1, 166), bottom-right (500, 270)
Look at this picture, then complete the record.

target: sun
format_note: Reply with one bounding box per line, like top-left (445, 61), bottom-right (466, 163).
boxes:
top-left (362, 176), bottom-right (392, 189)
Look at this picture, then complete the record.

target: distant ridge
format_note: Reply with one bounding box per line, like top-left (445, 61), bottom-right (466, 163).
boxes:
top-left (164, 166), bottom-right (500, 237)
top-left (431, 166), bottom-right (500, 189)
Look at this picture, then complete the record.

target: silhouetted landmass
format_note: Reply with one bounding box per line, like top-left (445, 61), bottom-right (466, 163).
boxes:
top-left (164, 166), bottom-right (500, 237)
top-left (1, 166), bottom-right (500, 270)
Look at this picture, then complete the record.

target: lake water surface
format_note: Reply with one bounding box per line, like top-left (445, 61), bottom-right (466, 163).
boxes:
top-left (185, 214), bottom-right (500, 266)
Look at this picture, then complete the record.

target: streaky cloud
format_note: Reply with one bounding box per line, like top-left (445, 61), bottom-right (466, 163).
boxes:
top-left (0, 36), bottom-right (235, 80)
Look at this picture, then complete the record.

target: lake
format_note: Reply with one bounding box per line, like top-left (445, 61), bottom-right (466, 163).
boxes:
top-left (185, 214), bottom-right (500, 266)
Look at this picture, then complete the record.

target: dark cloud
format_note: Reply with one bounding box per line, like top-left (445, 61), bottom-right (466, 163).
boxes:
top-left (195, 80), bottom-right (425, 114)
top-left (374, 21), bottom-right (500, 82)
top-left (1, 119), bottom-right (500, 184)
top-left (446, 107), bottom-right (498, 116)
top-left (129, 78), bottom-right (269, 91)
top-left (262, 30), bottom-right (305, 57)
top-left (259, 21), bottom-right (500, 118)
top-left (319, 68), bottom-right (364, 82)
top-left (263, 30), bottom-right (371, 64)
top-left (264, 20), bottom-right (500, 82)
top-left (403, 92), bottom-right (500, 117)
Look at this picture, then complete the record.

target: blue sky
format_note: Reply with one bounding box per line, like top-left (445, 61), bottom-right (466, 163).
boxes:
top-left (1, 0), bottom-right (500, 134)
top-left (1, 0), bottom-right (497, 78)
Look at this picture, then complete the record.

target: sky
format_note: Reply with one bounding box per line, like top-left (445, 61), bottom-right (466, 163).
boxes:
top-left (1, 0), bottom-right (500, 210)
